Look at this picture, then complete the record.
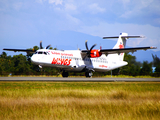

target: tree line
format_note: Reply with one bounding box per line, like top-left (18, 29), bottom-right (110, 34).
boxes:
top-left (0, 46), bottom-right (160, 77)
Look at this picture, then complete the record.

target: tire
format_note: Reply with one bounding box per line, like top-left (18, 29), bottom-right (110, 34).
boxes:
top-left (62, 71), bottom-right (69, 77)
top-left (85, 72), bottom-right (92, 78)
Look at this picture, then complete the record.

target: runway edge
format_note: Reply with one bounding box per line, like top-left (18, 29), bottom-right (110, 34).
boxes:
top-left (0, 77), bottom-right (160, 82)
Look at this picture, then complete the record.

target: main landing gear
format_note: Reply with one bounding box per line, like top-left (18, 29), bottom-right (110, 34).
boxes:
top-left (61, 70), bottom-right (93, 78)
top-left (85, 72), bottom-right (92, 78)
top-left (62, 70), bottom-right (69, 77)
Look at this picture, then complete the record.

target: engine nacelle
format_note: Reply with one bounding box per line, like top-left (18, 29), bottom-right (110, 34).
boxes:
top-left (90, 50), bottom-right (102, 58)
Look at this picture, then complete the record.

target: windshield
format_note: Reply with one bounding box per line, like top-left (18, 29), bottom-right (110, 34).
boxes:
top-left (35, 51), bottom-right (49, 55)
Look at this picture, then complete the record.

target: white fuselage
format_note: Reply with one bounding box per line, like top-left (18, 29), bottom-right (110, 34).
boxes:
top-left (31, 49), bottom-right (128, 72)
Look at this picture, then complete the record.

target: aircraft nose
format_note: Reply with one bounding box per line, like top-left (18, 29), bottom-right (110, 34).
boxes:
top-left (31, 55), bottom-right (37, 64)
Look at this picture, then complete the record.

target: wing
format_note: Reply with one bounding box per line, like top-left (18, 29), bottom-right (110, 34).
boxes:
top-left (3, 48), bottom-right (36, 53)
top-left (100, 46), bottom-right (157, 54)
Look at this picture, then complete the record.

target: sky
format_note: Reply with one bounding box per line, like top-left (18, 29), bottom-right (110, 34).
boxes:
top-left (0, 0), bottom-right (160, 62)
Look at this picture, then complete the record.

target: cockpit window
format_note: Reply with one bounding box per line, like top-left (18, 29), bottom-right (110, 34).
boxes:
top-left (35, 51), bottom-right (49, 55)
top-left (44, 52), bottom-right (47, 55)
top-left (38, 52), bottom-right (43, 54)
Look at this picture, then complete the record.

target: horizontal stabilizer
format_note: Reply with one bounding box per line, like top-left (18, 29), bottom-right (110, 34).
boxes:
top-left (103, 35), bottom-right (145, 39)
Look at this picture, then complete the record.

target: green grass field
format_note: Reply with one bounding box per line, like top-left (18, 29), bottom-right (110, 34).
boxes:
top-left (0, 82), bottom-right (160, 120)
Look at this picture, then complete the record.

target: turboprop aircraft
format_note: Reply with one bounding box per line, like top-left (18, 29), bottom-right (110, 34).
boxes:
top-left (3, 33), bottom-right (156, 77)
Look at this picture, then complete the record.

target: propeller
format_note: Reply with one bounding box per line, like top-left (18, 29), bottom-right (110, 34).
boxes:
top-left (85, 40), bottom-right (97, 57)
top-left (46, 45), bottom-right (51, 49)
top-left (40, 41), bottom-right (43, 49)
top-left (39, 41), bottom-right (51, 49)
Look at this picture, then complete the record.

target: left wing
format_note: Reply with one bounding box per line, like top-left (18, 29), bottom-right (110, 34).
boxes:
top-left (100, 46), bottom-right (157, 54)
top-left (3, 41), bottom-right (51, 53)
top-left (3, 48), bottom-right (36, 53)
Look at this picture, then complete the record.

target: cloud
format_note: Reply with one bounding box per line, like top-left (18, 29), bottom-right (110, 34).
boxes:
top-left (35, 0), bottom-right (44, 4)
top-left (120, 0), bottom-right (160, 19)
top-left (77, 22), bottom-right (160, 51)
top-left (66, 14), bottom-right (80, 24)
top-left (1, 0), bottom-right (160, 53)
top-left (49, 0), bottom-right (63, 5)
top-left (65, 3), bottom-right (76, 11)
top-left (120, 0), bottom-right (130, 8)
top-left (88, 3), bottom-right (105, 14)
top-left (51, 2), bottom-right (79, 27)
top-left (13, 2), bottom-right (23, 10)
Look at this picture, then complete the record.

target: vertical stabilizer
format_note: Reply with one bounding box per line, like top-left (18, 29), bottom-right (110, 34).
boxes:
top-left (113, 33), bottom-right (128, 61)
top-left (113, 33), bottom-right (128, 49)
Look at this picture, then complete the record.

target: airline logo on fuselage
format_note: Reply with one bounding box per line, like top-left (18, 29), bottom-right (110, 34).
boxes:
top-left (51, 58), bottom-right (71, 66)
top-left (99, 65), bottom-right (107, 68)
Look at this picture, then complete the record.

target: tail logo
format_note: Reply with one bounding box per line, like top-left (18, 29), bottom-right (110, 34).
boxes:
top-left (119, 42), bottom-right (124, 49)
top-left (119, 42), bottom-right (124, 56)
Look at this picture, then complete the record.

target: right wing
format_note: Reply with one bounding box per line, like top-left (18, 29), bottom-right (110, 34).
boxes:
top-left (100, 46), bottom-right (157, 54)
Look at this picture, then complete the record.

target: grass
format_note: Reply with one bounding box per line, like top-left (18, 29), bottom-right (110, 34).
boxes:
top-left (102, 75), bottom-right (159, 78)
top-left (0, 82), bottom-right (160, 119)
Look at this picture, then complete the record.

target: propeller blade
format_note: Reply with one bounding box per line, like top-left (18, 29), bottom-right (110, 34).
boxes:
top-left (90, 44), bottom-right (97, 51)
top-left (85, 40), bottom-right (89, 51)
top-left (84, 40), bottom-right (97, 58)
top-left (46, 45), bottom-right (51, 49)
top-left (40, 41), bottom-right (43, 49)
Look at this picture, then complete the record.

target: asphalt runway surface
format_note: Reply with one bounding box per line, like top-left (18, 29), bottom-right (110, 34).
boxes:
top-left (0, 77), bottom-right (160, 82)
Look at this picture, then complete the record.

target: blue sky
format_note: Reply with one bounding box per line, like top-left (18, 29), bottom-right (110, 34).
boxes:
top-left (0, 0), bottom-right (160, 62)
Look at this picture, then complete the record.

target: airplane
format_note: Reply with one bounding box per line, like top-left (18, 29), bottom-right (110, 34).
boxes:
top-left (3, 33), bottom-right (157, 77)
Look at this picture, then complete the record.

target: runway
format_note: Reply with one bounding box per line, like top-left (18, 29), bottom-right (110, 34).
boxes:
top-left (0, 77), bottom-right (160, 82)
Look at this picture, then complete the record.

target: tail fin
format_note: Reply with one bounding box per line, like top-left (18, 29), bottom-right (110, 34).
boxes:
top-left (113, 33), bottom-right (128, 61)
top-left (113, 33), bottom-right (128, 49)
top-left (103, 33), bottom-right (144, 61)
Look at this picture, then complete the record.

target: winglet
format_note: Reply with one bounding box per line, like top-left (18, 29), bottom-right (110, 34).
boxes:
top-left (150, 46), bottom-right (157, 49)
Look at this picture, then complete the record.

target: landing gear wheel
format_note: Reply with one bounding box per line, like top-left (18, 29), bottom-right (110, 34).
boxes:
top-left (62, 71), bottom-right (69, 77)
top-left (85, 72), bottom-right (92, 78)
